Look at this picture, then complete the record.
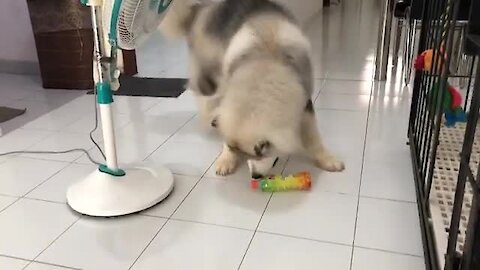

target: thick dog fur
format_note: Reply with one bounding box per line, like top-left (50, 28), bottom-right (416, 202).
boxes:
top-left (161, 0), bottom-right (345, 177)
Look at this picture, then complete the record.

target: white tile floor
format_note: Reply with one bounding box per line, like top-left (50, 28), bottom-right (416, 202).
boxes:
top-left (0, 1), bottom-right (425, 269)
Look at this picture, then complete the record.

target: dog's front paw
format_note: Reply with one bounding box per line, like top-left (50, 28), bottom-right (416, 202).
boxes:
top-left (215, 156), bottom-right (237, 176)
top-left (315, 154), bottom-right (345, 172)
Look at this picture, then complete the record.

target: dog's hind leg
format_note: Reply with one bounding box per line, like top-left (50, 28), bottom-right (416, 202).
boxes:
top-left (301, 100), bottom-right (345, 172)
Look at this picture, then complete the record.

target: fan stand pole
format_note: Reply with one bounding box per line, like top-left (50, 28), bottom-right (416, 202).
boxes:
top-left (66, 0), bottom-right (174, 217)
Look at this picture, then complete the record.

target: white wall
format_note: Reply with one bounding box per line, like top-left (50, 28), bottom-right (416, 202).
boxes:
top-left (0, 0), bottom-right (38, 63)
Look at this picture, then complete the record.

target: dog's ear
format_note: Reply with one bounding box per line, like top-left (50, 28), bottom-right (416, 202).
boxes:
top-left (254, 140), bottom-right (271, 157)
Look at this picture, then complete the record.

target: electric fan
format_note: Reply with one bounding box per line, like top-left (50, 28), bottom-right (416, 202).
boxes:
top-left (67, 0), bottom-right (175, 217)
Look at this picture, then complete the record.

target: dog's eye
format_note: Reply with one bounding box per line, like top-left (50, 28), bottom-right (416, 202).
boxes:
top-left (211, 118), bottom-right (218, 128)
top-left (254, 140), bottom-right (271, 157)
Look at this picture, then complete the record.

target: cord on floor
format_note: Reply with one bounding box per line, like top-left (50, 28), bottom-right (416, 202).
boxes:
top-left (0, 85), bottom-right (106, 166)
top-left (0, 149), bottom-right (101, 165)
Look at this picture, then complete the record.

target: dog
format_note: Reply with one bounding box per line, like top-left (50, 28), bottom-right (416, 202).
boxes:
top-left (161, 0), bottom-right (345, 177)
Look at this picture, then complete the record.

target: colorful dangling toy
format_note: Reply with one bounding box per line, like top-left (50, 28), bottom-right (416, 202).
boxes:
top-left (414, 49), bottom-right (467, 127)
top-left (429, 82), bottom-right (467, 127)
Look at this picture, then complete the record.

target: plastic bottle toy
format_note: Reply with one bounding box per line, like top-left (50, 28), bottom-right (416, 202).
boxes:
top-left (251, 172), bottom-right (312, 192)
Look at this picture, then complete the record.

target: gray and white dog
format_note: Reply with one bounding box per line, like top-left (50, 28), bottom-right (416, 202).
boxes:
top-left (161, 0), bottom-right (345, 177)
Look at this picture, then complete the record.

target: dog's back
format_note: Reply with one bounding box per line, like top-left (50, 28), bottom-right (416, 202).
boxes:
top-left (162, 0), bottom-right (314, 154)
top-left (161, 0), bottom-right (312, 96)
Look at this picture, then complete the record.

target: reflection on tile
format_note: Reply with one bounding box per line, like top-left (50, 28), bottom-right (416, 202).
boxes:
top-left (26, 163), bottom-right (96, 203)
top-left (352, 248), bottom-right (425, 270)
top-left (0, 199), bottom-right (78, 259)
top-left (315, 93), bottom-right (370, 111)
top-left (132, 220), bottom-right (252, 270)
top-left (241, 232), bottom-right (352, 270)
top-left (142, 174), bottom-right (201, 218)
top-left (38, 215), bottom-right (166, 270)
top-left (361, 153), bottom-right (416, 202)
top-left (371, 81), bottom-right (412, 98)
top-left (173, 177), bottom-right (271, 230)
top-left (0, 157), bottom-right (68, 197)
top-left (355, 198), bottom-right (423, 256)
top-left (259, 191), bottom-right (357, 245)
top-left (322, 80), bottom-right (372, 95)
top-left (147, 140), bottom-right (221, 176)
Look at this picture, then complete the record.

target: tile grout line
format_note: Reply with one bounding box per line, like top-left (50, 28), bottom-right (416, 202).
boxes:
top-left (23, 218), bottom-right (81, 270)
top-left (255, 230), bottom-right (352, 248)
top-left (163, 151), bottom-right (222, 219)
top-left (0, 197), bottom-right (21, 215)
top-left (141, 114), bottom-right (197, 162)
top-left (168, 217), bottom-right (254, 232)
top-left (313, 78), bottom-right (327, 103)
top-left (236, 193), bottom-right (274, 270)
top-left (0, 254), bottom-right (31, 263)
top-left (25, 260), bottom-right (80, 270)
top-left (0, 154), bottom-right (75, 214)
top-left (348, 80), bottom-right (374, 270)
top-left (126, 218), bottom-right (170, 270)
top-left (10, 94), bottom-right (99, 267)
top-left (256, 230), bottom-right (423, 258)
top-left (21, 162), bottom-right (71, 200)
top-left (360, 195), bottom-right (418, 204)
top-left (236, 156), bottom-right (290, 270)
top-left (1, 96), bottom-right (201, 270)
top-left (2, 103), bottom-right (200, 269)
top-left (128, 149), bottom-right (219, 270)
top-left (353, 245), bottom-right (424, 258)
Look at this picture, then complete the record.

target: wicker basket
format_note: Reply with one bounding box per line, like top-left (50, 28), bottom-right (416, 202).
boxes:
top-left (27, 0), bottom-right (94, 89)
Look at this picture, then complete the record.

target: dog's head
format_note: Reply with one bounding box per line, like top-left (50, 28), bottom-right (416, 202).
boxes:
top-left (212, 58), bottom-right (306, 176)
top-left (213, 110), bottom-right (301, 177)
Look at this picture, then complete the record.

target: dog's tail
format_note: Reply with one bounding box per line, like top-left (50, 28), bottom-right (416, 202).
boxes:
top-left (159, 0), bottom-right (198, 39)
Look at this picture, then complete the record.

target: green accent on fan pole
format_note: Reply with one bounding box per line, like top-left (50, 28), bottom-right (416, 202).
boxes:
top-left (99, 164), bottom-right (126, 177)
top-left (109, 0), bottom-right (123, 47)
top-left (80, 0), bottom-right (89, 5)
top-left (158, 0), bottom-right (173, 13)
top-left (96, 82), bottom-right (114, 104)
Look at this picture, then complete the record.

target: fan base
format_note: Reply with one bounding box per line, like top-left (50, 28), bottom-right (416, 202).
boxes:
top-left (67, 165), bottom-right (174, 217)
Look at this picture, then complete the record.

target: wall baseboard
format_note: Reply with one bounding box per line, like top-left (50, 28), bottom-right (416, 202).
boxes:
top-left (0, 60), bottom-right (40, 75)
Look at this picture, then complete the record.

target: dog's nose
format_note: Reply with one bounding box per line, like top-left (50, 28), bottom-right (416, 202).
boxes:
top-left (251, 173), bottom-right (264, 179)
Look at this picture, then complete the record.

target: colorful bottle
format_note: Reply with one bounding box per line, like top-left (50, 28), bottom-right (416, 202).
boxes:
top-left (250, 172), bottom-right (312, 192)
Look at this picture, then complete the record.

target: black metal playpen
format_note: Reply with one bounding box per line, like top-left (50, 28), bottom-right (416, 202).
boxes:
top-left (408, 0), bottom-right (480, 269)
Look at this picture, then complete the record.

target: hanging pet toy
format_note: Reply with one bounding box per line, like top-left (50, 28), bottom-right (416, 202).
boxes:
top-left (414, 49), bottom-right (467, 127)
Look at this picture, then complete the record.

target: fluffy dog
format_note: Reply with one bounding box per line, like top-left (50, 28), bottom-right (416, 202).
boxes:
top-left (161, 0), bottom-right (345, 177)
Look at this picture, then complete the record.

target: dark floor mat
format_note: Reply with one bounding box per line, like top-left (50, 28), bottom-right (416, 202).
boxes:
top-left (87, 76), bottom-right (187, 98)
top-left (0, 106), bottom-right (26, 123)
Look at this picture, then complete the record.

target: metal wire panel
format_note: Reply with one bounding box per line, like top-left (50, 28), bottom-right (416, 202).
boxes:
top-left (407, 0), bottom-right (479, 269)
